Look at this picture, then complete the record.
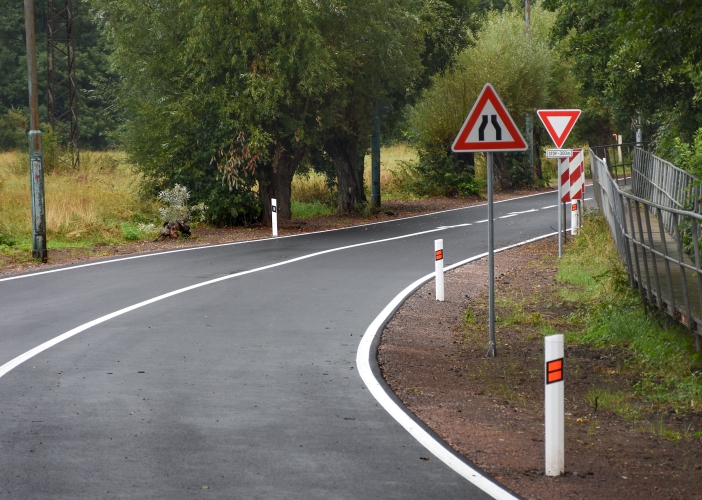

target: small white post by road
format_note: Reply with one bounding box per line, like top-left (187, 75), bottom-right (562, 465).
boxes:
top-left (571, 201), bottom-right (580, 236)
top-left (434, 239), bottom-right (444, 301)
top-left (545, 334), bottom-right (565, 477)
top-left (271, 198), bottom-right (278, 237)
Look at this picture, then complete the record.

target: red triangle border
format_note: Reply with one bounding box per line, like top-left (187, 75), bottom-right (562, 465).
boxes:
top-left (452, 84), bottom-right (527, 152)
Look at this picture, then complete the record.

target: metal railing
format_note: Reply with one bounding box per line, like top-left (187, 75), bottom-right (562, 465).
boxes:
top-left (633, 149), bottom-right (702, 235)
top-left (589, 142), bottom-right (648, 186)
top-left (591, 148), bottom-right (702, 348)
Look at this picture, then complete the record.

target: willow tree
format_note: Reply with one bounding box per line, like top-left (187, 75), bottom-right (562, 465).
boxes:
top-left (409, 4), bottom-right (577, 190)
top-left (98, 0), bottom-right (339, 224)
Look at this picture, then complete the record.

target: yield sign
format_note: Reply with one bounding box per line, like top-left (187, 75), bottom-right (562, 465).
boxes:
top-left (452, 84), bottom-right (527, 152)
top-left (537, 109), bottom-right (581, 149)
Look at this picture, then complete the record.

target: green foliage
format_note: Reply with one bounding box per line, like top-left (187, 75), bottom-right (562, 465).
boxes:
top-left (0, 108), bottom-right (27, 150)
top-left (0, 232), bottom-right (16, 247)
top-left (0, 0), bottom-right (118, 149)
top-left (119, 222), bottom-right (143, 241)
top-left (546, 0), bottom-right (702, 149)
top-left (291, 200), bottom-right (333, 219)
top-left (662, 128), bottom-right (702, 179)
top-left (403, 144), bottom-right (479, 197)
top-left (559, 211), bottom-right (702, 411)
top-left (408, 4), bottom-right (577, 192)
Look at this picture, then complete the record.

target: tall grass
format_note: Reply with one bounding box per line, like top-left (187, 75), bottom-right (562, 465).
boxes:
top-left (559, 211), bottom-right (702, 411)
top-left (362, 143), bottom-right (420, 200)
top-left (0, 150), bottom-right (156, 250)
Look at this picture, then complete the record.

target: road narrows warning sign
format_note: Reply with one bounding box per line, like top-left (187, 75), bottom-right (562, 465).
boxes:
top-left (452, 84), bottom-right (527, 152)
top-left (537, 109), bottom-right (581, 149)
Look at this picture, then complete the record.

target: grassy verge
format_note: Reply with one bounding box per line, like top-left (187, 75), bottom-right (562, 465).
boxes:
top-left (558, 212), bottom-right (702, 423)
top-left (0, 150), bottom-right (158, 262)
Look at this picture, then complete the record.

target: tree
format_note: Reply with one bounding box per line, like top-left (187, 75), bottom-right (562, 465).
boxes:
top-left (0, 0), bottom-right (117, 150)
top-left (315, 0), bottom-right (424, 213)
top-left (408, 4), bottom-right (576, 190)
top-left (545, 0), bottom-right (702, 152)
top-left (98, 0), bottom-right (339, 225)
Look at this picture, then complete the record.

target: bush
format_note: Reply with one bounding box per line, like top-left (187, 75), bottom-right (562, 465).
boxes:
top-left (404, 144), bottom-right (478, 197)
top-left (0, 109), bottom-right (28, 151)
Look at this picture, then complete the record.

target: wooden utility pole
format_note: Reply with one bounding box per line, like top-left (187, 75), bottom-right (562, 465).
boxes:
top-left (24, 0), bottom-right (48, 262)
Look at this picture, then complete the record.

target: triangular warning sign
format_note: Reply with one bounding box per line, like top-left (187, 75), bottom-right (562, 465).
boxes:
top-left (537, 109), bottom-right (581, 149)
top-left (452, 84), bottom-right (527, 153)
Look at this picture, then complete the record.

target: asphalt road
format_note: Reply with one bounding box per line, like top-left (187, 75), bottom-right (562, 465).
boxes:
top-left (0, 190), bottom-right (589, 499)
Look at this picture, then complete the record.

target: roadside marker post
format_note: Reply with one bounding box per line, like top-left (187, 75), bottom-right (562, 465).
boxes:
top-left (271, 198), bottom-right (278, 237)
top-left (434, 239), bottom-right (444, 301)
top-left (452, 83), bottom-right (527, 357)
top-left (545, 334), bottom-right (565, 477)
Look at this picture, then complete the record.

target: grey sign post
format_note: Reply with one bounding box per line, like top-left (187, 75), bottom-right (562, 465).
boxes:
top-left (452, 84), bottom-right (527, 357)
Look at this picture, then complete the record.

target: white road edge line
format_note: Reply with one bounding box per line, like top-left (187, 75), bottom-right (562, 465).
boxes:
top-left (356, 231), bottom-right (558, 500)
top-left (1, 189), bottom-right (561, 283)
top-left (0, 219), bottom-right (515, 380)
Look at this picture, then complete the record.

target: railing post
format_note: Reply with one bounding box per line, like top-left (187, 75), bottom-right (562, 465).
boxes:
top-left (692, 221), bottom-right (702, 351)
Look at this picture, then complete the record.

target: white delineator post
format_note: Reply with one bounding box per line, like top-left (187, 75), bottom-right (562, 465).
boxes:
top-left (545, 334), bottom-right (565, 477)
top-left (434, 239), bottom-right (444, 301)
top-left (571, 202), bottom-right (579, 236)
top-left (271, 198), bottom-right (278, 237)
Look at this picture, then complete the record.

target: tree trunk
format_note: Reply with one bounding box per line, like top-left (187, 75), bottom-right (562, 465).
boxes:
top-left (257, 146), bottom-right (303, 226)
top-left (326, 136), bottom-right (365, 213)
top-left (533, 126), bottom-right (543, 181)
top-left (493, 152), bottom-right (513, 191)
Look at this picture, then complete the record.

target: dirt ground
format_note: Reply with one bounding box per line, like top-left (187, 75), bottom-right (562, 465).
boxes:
top-left (0, 188), bottom-right (549, 278)
top-left (378, 237), bottom-right (702, 500)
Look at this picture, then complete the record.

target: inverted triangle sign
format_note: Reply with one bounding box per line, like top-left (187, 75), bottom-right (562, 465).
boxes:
top-left (452, 84), bottom-right (527, 152)
top-left (537, 109), bottom-right (581, 149)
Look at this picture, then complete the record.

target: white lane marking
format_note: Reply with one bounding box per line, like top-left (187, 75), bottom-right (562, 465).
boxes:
top-left (357, 232), bottom-right (557, 500)
top-left (0, 190), bottom-right (560, 283)
top-left (0, 222), bottom-right (557, 495)
top-left (499, 214), bottom-right (519, 219)
top-left (541, 205), bottom-right (557, 209)
top-left (475, 219), bottom-right (489, 223)
top-left (0, 221), bottom-right (506, 378)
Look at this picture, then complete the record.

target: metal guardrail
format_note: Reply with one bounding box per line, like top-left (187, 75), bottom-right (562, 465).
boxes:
top-left (591, 148), bottom-right (702, 349)
top-left (589, 142), bottom-right (648, 186)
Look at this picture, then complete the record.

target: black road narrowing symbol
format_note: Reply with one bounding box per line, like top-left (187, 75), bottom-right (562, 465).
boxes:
top-left (478, 114), bottom-right (502, 141)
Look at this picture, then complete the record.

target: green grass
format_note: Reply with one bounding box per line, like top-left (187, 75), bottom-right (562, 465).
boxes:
top-left (0, 150), bottom-right (158, 255)
top-left (559, 211), bottom-right (702, 413)
top-left (291, 200), bottom-right (333, 219)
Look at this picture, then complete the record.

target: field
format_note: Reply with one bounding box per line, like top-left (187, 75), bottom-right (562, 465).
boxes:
top-left (0, 145), bottom-right (422, 260)
top-left (0, 151), bottom-right (155, 259)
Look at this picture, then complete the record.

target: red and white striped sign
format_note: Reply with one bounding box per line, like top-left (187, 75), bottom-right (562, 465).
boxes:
top-left (558, 149), bottom-right (584, 202)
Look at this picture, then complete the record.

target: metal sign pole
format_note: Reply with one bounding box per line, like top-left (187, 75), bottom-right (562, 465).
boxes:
top-left (487, 151), bottom-right (496, 357)
top-left (557, 158), bottom-right (563, 258)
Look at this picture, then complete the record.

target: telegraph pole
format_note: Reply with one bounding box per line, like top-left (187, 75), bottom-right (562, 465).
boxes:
top-left (24, 0), bottom-right (48, 262)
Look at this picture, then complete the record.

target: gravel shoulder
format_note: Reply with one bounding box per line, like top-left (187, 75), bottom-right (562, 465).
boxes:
top-left (378, 236), bottom-right (702, 500)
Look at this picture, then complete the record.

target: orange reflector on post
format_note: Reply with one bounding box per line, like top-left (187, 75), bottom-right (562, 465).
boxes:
top-left (571, 203), bottom-right (577, 212)
top-left (546, 358), bottom-right (563, 384)
top-left (435, 249), bottom-right (443, 261)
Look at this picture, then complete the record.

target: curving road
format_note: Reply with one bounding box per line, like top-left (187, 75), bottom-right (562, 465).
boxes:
top-left (0, 190), bottom-right (588, 498)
